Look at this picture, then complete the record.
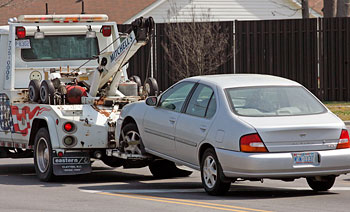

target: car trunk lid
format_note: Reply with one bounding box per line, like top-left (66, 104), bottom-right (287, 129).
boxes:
top-left (238, 113), bottom-right (344, 152)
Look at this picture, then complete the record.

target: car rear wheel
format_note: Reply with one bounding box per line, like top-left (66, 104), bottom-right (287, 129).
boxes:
top-left (201, 148), bottom-right (230, 195)
top-left (306, 176), bottom-right (336, 191)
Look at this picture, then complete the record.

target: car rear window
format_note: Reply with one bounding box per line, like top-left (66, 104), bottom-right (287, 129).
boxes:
top-left (21, 35), bottom-right (99, 61)
top-left (226, 86), bottom-right (327, 117)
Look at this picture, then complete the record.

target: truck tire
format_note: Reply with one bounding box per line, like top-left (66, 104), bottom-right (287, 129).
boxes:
top-left (200, 148), bottom-right (231, 195)
top-left (40, 80), bottom-right (55, 104)
top-left (129, 75), bottom-right (142, 88)
top-left (28, 80), bottom-right (40, 102)
top-left (144, 77), bottom-right (159, 96)
top-left (34, 128), bottom-right (55, 182)
top-left (148, 159), bottom-right (192, 179)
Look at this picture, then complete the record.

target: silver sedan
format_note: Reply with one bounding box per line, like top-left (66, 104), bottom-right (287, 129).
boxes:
top-left (116, 74), bottom-right (350, 195)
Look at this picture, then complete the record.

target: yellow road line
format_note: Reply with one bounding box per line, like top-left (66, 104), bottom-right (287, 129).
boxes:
top-left (98, 192), bottom-right (273, 212)
top-left (133, 193), bottom-right (272, 212)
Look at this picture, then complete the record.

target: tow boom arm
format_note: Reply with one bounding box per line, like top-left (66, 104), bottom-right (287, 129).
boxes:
top-left (89, 17), bottom-right (154, 97)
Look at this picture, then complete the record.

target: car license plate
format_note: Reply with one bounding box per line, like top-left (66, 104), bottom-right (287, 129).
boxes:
top-left (292, 152), bottom-right (318, 165)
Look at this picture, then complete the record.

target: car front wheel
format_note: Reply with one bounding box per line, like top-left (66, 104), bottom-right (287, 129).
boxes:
top-left (306, 176), bottom-right (336, 191)
top-left (200, 148), bottom-right (230, 195)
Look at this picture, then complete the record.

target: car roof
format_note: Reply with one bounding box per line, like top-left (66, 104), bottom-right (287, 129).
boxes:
top-left (187, 74), bottom-right (301, 89)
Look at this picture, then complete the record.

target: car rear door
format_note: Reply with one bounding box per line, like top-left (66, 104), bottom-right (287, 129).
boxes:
top-left (174, 84), bottom-right (217, 165)
top-left (142, 82), bottom-right (196, 157)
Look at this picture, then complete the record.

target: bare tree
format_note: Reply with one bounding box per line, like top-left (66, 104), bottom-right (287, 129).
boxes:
top-left (302, 0), bottom-right (310, 18)
top-left (324, 0), bottom-right (338, 17)
top-left (336, 0), bottom-right (350, 17)
top-left (161, 1), bottom-right (232, 81)
top-left (0, 0), bottom-right (37, 8)
top-left (0, 0), bottom-right (15, 8)
top-left (270, 0), bottom-right (311, 18)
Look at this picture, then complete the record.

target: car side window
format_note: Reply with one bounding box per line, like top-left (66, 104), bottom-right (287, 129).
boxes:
top-left (185, 84), bottom-right (216, 118)
top-left (159, 82), bottom-right (195, 112)
top-left (206, 94), bottom-right (216, 118)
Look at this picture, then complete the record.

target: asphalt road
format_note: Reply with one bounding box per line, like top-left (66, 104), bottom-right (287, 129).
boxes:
top-left (0, 158), bottom-right (350, 212)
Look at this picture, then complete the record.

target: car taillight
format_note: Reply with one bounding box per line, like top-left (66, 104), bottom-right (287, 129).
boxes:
top-left (240, 133), bottom-right (268, 152)
top-left (101, 25), bottom-right (111, 37)
top-left (337, 129), bottom-right (350, 149)
top-left (16, 26), bottom-right (26, 39)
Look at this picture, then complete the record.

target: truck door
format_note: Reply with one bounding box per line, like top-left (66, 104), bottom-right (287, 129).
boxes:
top-left (0, 35), bottom-right (13, 144)
top-left (0, 94), bottom-right (13, 143)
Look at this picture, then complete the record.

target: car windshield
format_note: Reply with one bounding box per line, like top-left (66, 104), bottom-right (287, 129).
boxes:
top-left (21, 35), bottom-right (99, 61)
top-left (226, 86), bottom-right (327, 117)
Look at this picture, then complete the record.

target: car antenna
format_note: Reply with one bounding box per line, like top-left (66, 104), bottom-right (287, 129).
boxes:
top-left (45, 3), bottom-right (49, 15)
top-left (81, 0), bottom-right (85, 14)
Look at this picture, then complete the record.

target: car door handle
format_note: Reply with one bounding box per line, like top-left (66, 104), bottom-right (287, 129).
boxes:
top-left (169, 118), bottom-right (176, 124)
top-left (200, 125), bottom-right (207, 132)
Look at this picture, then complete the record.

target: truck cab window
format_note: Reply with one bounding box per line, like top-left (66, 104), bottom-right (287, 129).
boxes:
top-left (21, 35), bottom-right (99, 61)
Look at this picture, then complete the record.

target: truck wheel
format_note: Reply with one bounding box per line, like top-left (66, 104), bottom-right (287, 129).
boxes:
top-left (144, 77), bottom-right (159, 96)
top-left (148, 159), bottom-right (192, 179)
top-left (29, 80), bottom-right (40, 102)
top-left (40, 80), bottom-right (55, 104)
top-left (306, 176), bottom-right (336, 191)
top-left (201, 148), bottom-right (230, 195)
top-left (34, 128), bottom-right (55, 182)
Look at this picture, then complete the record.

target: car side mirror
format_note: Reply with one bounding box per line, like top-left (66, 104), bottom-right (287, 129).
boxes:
top-left (145, 96), bottom-right (157, 106)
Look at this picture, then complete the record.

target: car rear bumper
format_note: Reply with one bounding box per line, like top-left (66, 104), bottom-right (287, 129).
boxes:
top-left (216, 148), bottom-right (350, 178)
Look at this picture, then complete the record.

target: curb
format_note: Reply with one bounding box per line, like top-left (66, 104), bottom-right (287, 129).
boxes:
top-left (344, 121), bottom-right (350, 125)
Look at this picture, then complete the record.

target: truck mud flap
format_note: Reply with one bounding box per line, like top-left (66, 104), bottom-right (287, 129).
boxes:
top-left (53, 152), bottom-right (91, 176)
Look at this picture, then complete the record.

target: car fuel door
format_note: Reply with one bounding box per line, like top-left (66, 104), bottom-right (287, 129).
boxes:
top-left (142, 82), bottom-right (196, 157)
top-left (175, 84), bottom-right (216, 165)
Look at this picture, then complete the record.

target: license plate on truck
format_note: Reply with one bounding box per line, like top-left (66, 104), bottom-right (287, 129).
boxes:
top-left (292, 152), bottom-right (318, 165)
top-left (53, 152), bottom-right (91, 176)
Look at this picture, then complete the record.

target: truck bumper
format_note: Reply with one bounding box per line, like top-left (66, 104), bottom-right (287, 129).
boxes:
top-left (53, 152), bottom-right (91, 176)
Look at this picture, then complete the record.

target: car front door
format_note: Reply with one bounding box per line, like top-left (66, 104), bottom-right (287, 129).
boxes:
top-left (175, 84), bottom-right (217, 165)
top-left (143, 81), bottom-right (196, 157)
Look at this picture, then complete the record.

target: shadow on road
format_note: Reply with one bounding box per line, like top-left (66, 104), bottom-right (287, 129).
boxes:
top-left (78, 181), bottom-right (337, 201)
top-left (0, 159), bottom-right (343, 200)
top-left (0, 160), bottom-right (154, 187)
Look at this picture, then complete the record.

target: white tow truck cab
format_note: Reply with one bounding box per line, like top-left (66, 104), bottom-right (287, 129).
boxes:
top-left (0, 14), bottom-right (158, 181)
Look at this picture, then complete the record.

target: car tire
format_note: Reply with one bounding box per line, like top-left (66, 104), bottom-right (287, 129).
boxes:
top-left (306, 176), bottom-right (336, 191)
top-left (148, 159), bottom-right (192, 179)
top-left (40, 80), bottom-right (55, 104)
top-left (34, 128), bottom-right (55, 182)
top-left (120, 123), bottom-right (146, 155)
top-left (28, 79), bottom-right (41, 103)
top-left (200, 148), bottom-right (231, 196)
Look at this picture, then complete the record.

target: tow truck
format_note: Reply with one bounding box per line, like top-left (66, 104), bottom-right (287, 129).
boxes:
top-left (0, 13), bottom-right (184, 181)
